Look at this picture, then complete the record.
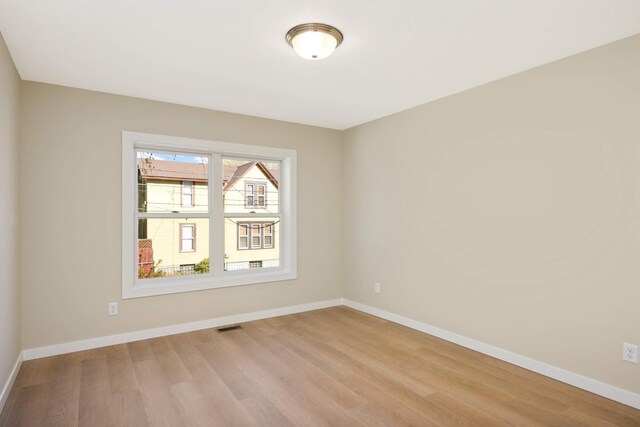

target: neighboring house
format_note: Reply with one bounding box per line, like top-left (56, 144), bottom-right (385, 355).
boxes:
top-left (137, 157), bottom-right (279, 277)
top-left (222, 160), bottom-right (280, 270)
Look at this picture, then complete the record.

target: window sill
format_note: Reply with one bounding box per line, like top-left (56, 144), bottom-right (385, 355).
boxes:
top-left (123, 269), bottom-right (297, 299)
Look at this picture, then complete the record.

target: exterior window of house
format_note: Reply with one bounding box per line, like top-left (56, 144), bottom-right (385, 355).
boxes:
top-left (263, 224), bottom-right (273, 248)
top-left (256, 184), bottom-right (266, 207)
top-left (237, 222), bottom-right (274, 250)
top-left (238, 224), bottom-right (249, 250)
top-left (123, 131), bottom-right (296, 298)
top-left (182, 181), bottom-right (194, 206)
top-left (245, 183), bottom-right (254, 207)
top-left (180, 224), bottom-right (196, 252)
top-left (251, 224), bottom-right (262, 248)
top-left (180, 264), bottom-right (196, 273)
top-left (245, 182), bottom-right (267, 208)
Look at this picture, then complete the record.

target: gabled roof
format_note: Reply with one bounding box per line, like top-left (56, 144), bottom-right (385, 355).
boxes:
top-left (223, 161), bottom-right (278, 194)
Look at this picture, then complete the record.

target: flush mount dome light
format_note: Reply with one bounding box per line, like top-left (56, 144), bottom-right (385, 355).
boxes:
top-left (286, 23), bottom-right (343, 60)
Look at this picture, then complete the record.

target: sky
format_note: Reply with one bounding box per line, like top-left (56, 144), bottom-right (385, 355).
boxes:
top-left (137, 151), bottom-right (208, 164)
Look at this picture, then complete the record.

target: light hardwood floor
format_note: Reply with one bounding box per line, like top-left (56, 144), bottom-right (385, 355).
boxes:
top-left (1, 306), bottom-right (639, 426)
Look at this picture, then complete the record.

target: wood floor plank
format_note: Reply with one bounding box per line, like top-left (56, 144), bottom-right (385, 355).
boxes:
top-left (109, 389), bottom-right (150, 427)
top-left (77, 357), bottom-right (114, 427)
top-left (240, 394), bottom-right (295, 427)
top-left (2, 307), bottom-right (639, 426)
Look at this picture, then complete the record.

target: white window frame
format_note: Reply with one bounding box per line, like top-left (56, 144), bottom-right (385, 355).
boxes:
top-left (122, 131), bottom-right (297, 299)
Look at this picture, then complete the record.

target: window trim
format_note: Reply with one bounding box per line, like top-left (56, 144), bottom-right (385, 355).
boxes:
top-left (179, 223), bottom-right (196, 253)
top-left (122, 131), bottom-right (297, 299)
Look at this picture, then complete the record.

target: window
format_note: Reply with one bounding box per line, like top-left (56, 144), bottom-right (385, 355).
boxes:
top-left (244, 181), bottom-right (267, 208)
top-left (180, 264), bottom-right (196, 273)
top-left (182, 181), bottom-right (194, 206)
top-left (238, 223), bottom-right (249, 250)
top-left (237, 222), bottom-right (275, 250)
top-left (122, 131), bottom-right (296, 298)
top-left (245, 183), bottom-right (254, 207)
top-left (180, 224), bottom-right (196, 252)
top-left (263, 223), bottom-right (273, 248)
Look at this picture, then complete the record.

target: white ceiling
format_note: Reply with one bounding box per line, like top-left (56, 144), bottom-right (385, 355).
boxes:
top-left (1, 1), bottom-right (639, 130)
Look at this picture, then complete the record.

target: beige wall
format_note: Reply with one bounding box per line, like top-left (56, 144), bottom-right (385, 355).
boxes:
top-left (342, 34), bottom-right (640, 394)
top-left (19, 82), bottom-right (343, 348)
top-left (0, 32), bottom-right (21, 392)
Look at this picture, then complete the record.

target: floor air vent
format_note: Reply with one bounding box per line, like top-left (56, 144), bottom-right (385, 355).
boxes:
top-left (217, 325), bottom-right (243, 333)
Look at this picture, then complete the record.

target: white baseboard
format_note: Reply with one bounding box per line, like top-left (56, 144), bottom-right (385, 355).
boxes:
top-left (342, 299), bottom-right (640, 410)
top-left (0, 352), bottom-right (23, 413)
top-left (22, 298), bottom-right (342, 361)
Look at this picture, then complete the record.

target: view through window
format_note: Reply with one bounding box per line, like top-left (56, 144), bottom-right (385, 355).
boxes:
top-left (136, 153), bottom-right (281, 279)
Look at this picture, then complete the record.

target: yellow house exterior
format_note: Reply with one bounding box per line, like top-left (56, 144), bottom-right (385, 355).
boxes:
top-left (137, 158), bottom-right (279, 277)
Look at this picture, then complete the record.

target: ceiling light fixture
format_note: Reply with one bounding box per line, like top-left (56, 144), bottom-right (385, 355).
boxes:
top-left (286, 23), bottom-right (343, 60)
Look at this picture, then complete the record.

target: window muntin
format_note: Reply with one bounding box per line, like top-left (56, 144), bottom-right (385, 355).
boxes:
top-left (124, 132), bottom-right (296, 298)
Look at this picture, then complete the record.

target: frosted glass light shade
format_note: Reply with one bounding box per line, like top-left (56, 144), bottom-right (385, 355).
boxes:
top-left (291, 31), bottom-right (338, 60)
top-left (286, 23), bottom-right (343, 60)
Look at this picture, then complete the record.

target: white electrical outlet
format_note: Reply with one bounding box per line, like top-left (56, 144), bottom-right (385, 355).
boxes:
top-left (374, 282), bottom-right (381, 294)
top-left (623, 343), bottom-right (638, 363)
top-left (108, 302), bottom-right (118, 316)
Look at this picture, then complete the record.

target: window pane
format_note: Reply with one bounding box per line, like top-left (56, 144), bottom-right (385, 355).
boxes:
top-left (223, 158), bottom-right (280, 214)
top-left (224, 218), bottom-right (280, 271)
top-left (138, 151), bottom-right (209, 213)
top-left (182, 239), bottom-right (194, 252)
top-left (182, 225), bottom-right (194, 239)
top-left (138, 218), bottom-right (209, 279)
